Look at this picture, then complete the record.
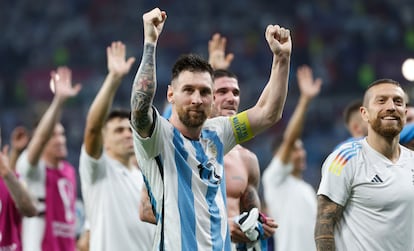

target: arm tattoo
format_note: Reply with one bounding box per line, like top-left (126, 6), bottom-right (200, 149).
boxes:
top-left (131, 91), bottom-right (152, 131)
top-left (131, 43), bottom-right (156, 132)
top-left (315, 195), bottom-right (343, 251)
top-left (240, 185), bottom-right (261, 212)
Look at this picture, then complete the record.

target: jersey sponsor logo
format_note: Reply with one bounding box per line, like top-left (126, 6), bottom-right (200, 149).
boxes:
top-left (328, 142), bottom-right (361, 176)
top-left (52, 221), bottom-right (76, 238)
top-left (371, 174), bottom-right (383, 183)
top-left (198, 158), bottom-right (221, 185)
top-left (57, 178), bottom-right (75, 222)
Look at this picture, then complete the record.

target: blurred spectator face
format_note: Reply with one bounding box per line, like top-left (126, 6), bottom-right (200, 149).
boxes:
top-left (406, 106), bottom-right (414, 124)
top-left (291, 139), bottom-right (306, 172)
top-left (103, 117), bottom-right (134, 158)
top-left (44, 123), bottom-right (67, 160)
top-left (349, 111), bottom-right (368, 137)
top-left (212, 76), bottom-right (240, 117)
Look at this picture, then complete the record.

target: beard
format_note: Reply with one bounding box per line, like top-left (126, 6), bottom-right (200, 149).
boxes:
top-left (177, 107), bottom-right (209, 128)
top-left (370, 114), bottom-right (403, 138)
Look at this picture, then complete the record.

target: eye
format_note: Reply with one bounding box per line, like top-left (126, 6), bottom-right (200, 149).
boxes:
top-left (376, 98), bottom-right (385, 104)
top-left (200, 88), bottom-right (212, 96)
top-left (394, 98), bottom-right (404, 106)
top-left (216, 89), bottom-right (226, 95)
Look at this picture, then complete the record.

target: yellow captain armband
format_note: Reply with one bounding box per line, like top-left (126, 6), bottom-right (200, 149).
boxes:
top-left (229, 111), bottom-right (254, 144)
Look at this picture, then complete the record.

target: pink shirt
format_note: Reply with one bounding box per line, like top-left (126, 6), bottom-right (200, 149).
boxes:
top-left (0, 177), bottom-right (22, 251)
top-left (42, 161), bottom-right (76, 251)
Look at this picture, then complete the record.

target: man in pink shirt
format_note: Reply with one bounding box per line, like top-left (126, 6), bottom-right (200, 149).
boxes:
top-left (16, 67), bottom-right (81, 251)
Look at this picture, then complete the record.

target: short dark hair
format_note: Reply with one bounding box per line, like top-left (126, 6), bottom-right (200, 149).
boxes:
top-left (171, 54), bottom-right (214, 81)
top-left (105, 109), bottom-right (131, 123)
top-left (363, 78), bottom-right (403, 106)
top-left (343, 99), bottom-right (362, 125)
top-left (213, 69), bottom-right (238, 81)
top-left (366, 78), bottom-right (401, 90)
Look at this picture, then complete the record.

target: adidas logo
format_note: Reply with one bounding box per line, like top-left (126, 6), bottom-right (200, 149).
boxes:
top-left (371, 174), bottom-right (383, 183)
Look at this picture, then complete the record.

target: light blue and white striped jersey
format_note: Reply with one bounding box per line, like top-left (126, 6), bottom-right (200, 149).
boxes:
top-left (133, 109), bottom-right (240, 251)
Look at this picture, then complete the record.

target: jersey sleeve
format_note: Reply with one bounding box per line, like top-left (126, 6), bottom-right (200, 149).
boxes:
top-left (79, 145), bottom-right (107, 186)
top-left (16, 150), bottom-right (43, 182)
top-left (132, 108), bottom-right (169, 160)
top-left (317, 145), bottom-right (358, 206)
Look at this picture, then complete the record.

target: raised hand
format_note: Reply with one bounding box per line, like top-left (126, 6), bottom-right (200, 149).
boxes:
top-left (265, 25), bottom-right (292, 56)
top-left (297, 65), bottom-right (322, 99)
top-left (208, 33), bottom-right (234, 70)
top-left (50, 66), bottom-right (82, 101)
top-left (143, 8), bottom-right (167, 44)
top-left (107, 41), bottom-right (136, 78)
top-left (10, 126), bottom-right (29, 154)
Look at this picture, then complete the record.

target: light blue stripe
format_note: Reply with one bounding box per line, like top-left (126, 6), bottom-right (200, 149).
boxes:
top-left (142, 175), bottom-right (160, 222)
top-left (201, 129), bottom-right (231, 251)
top-left (172, 128), bottom-right (197, 250)
top-left (193, 138), bottom-right (223, 251)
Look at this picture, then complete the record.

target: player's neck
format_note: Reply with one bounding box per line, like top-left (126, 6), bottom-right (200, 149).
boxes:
top-left (366, 134), bottom-right (401, 163)
top-left (291, 169), bottom-right (303, 179)
top-left (42, 156), bottom-right (61, 168)
top-left (107, 151), bottom-right (131, 168)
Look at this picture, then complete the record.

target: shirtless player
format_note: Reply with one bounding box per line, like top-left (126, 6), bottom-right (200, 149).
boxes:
top-left (209, 34), bottom-right (277, 250)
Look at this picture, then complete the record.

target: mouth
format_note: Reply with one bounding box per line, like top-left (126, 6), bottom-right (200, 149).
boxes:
top-left (189, 110), bottom-right (203, 114)
top-left (222, 106), bottom-right (237, 113)
top-left (381, 115), bottom-right (400, 121)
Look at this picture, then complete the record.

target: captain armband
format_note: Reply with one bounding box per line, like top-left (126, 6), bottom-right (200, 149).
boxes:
top-left (230, 111), bottom-right (254, 144)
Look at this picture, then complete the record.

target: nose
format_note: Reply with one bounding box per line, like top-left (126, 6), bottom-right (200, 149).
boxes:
top-left (385, 99), bottom-right (396, 111)
top-left (226, 93), bottom-right (236, 104)
top-left (125, 128), bottom-right (133, 138)
top-left (191, 91), bottom-right (203, 105)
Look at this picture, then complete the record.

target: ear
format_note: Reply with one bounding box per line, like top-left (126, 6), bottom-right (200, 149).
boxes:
top-left (167, 85), bottom-right (174, 103)
top-left (360, 106), bottom-right (369, 122)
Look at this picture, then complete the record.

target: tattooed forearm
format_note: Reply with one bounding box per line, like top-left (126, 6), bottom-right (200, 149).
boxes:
top-left (240, 185), bottom-right (261, 212)
top-left (131, 43), bottom-right (156, 133)
top-left (315, 195), bottom-right (343, 251)
top-left (131, 91), bottom-right (152, 131)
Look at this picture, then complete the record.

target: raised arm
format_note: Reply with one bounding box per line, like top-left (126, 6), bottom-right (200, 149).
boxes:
top-left (246, 25), bottom-right (292, 135)
top-left (208, 33), bottom-right (234, 70)
top-left (26, 67), bottom-right (81, 166)
top-left (84, 41), bottom-right (135, 158)
top-left (277, 65), bottom-right (321, 163)
top-left (131, 8), bottom-right (166, 138)
top-left (315, 195), bottom-right (343, 251)
top-left (9, 126), bottom-right (29, 170)
top-left (0, 145), bottom-right (37, 216)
